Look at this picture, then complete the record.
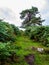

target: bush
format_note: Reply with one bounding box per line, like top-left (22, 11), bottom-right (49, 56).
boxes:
top-left (0, 20), bottom-right (16, 42)
top-left (24, 27), bottom-right (31, 36)
top-left (11, 24), bottom-right (21, 36)
top-left (0, 42), bottom-right (17, 64)
top-left (46, 44), bottom-right (49, 47)
top-left (31, 26), bottom-right (49, 46)
top-left (25, 26), bottom-right (49, 46)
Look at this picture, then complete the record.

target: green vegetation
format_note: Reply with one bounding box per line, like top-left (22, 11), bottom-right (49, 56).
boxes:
top-left (20, 6), bottom-right (44, 27)
top-left (14, 36), bottom-right (49, 65)
top-left (0, 20), bottom-right (15, 42)
top-left (0, 42), bottom-right (17, 65)
top-left (0, 6), bottom-right (49, 65)
top-left (25, 26), bottom-right (49, 46)
top-left (0, 20), bottom-right (49, 65)
top-left (11, 24), bottom-right (21, 36)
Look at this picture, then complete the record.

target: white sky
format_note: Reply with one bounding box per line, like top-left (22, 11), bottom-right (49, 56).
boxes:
top-left (0, 0), bottom-right (48, 26)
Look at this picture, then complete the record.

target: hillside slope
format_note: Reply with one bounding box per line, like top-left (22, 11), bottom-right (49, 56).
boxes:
top-left (13, 36), bottom-right (49, 65)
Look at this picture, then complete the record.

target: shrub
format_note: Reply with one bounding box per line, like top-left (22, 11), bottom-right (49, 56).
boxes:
top-left (25, 26), bottom-right (49, 46)
top-left (31, 26), bottom-right (49, 46)
top-left (24, 27), bottom-right (31, 36)
top-left (0, 20), bottom-right (16, 42)
top-left (0, 42), bottom-right (18, 64)
top-left (11, 24), bottom-right (21, 36)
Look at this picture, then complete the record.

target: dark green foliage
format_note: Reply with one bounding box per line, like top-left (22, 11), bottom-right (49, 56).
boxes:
top-left (0, 42), bottom-right (18, 65)
top-left (11, 24), bottom-right (21, 36)
top-left (0, 42), bottom-right (15, 59)
top-left (31, 26), bottom-right (49, 46)
top-left (0, 20), bottom-right (22, 64)
top-left (0, 20), bottom-right (18, 42)
top-left (24, 27), bottom-right (31, 36)
top-left (20, 6), bottom-right (38, 19)
top-left (25, 26), bottom-right (49, 46)
top-left (46, 44), bottom-right (49, 47)
top-left (20, 6), bottom-right (44, 27)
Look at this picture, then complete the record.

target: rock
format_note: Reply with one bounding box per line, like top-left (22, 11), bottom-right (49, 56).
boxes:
top-left (25, 54), bottom-right (35, 65)
top-left (37, 48), bottom-right (44, 53)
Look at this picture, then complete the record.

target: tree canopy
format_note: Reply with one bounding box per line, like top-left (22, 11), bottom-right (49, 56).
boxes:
top-left (20, 6), bottom-right (44, 28)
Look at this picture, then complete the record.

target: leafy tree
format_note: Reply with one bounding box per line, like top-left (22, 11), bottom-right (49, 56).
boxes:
top-left (20, 6), bottom-right (44, 27)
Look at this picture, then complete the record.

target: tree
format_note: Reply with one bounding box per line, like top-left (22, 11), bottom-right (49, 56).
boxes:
top-left (20, 6), bottom-right (44, 27)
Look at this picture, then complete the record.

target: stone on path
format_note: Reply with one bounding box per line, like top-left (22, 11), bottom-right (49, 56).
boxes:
top-left (25, 54), bottom-right (35, 65)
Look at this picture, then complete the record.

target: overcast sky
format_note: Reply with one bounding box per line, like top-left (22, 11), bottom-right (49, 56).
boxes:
top-left (0, 0), bottom-right (49, 26)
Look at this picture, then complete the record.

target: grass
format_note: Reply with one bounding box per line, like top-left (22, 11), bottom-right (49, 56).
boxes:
top-left (13, 36), bottom-right (49, 65)
top-left (16, 36), bottom-right (49, 49)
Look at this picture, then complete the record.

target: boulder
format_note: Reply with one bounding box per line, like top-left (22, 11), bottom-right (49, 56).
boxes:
top-left (25, 54), bottom-right (35, 65)
top-left (37, 48), bottom-right (44, 53)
